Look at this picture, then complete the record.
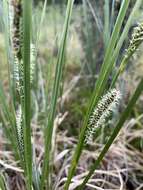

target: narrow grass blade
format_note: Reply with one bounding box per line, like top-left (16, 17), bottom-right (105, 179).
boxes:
top-left (2, 0), bottom-right (16, 111)
top-left (86, 0), bottom-right (103, 34)
top-left (36, 0), bottom-right (48, 47)
top-left (78, 78), bottom-right (143, 190)
top-left (0, 174), bottom-right (6, 190)
top-left (103, 0), bottom-right (110, 48)
top-left (0, 114), bottom-right (20, 162)
top-left (0, 83), bottom-right (15, 129)
top-left (110, 56), bottom-right (129, 88)
top-left (23, 0), bottom-right (32, 189)
top-left (110, 0), bottom-right (115, 32)
top-left (64, 1), bottom-right (129, 189)
top-left (0, 83), bottom-right (20, 161)
top-left (41, 0), bottom-right (74, 189)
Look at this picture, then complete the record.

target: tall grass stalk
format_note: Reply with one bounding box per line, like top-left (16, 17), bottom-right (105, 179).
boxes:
top-left (110, 55), bottom-right (130, 88)
top-left (41, 0), bottom-right (74, 189)
top-left (110, 0), bottom-right (115, 33)
top-left (103, 0), bottom-right (110, 48)
top-left (23, 0), bottom-right (32, 189)
top-left (36, 0), bottom-right (48, 47)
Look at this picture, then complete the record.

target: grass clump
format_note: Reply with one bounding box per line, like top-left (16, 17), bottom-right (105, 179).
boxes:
top-left (0, 1), bottom-right (143, 190)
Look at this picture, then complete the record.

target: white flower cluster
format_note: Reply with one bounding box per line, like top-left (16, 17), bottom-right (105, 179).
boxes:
top-left (30, 44), bottom-right (36, 84)
top-left (85, 89), bottom-right (121, 144)
top-left (13, 56), bottom-right (24, 99)
top-left (13, 44), bottom-right (36, 99)
top-left (16, 106), bottom-right (24, 159)
top-left (126, 23), bottom-right (143, 57)
top-left (9, 0), bottom-right (14, 38)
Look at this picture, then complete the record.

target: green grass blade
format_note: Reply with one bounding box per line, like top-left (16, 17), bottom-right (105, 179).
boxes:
top-left (36, 0), bottom-right (48, 46)
top-left (2, 0), bottom-right (17, 112)
top-left (103, 0), bottom-right (110, 48)
top-left (0, 114), bottom-right (19, 163)
top-left (41, 0), bottom-right (74, 189)
top-left (0, 83), bottom-right (20, 161)
top-left (110, 0), bottom-right (115, 32)
top-left (0, 174), bottom-right (6, 190)
top-left (110, 56), bottom-right (129, 88)
top-left (86, 0), bottom-right (102, 34)
top-left (78, 78), bottom-right (143, 189)
top-left (64, 1), bottom-right (129, 189)
top-left (23, 0), bottom-right (32, 189)
top-left (0, 83), bottom-right (15, 128)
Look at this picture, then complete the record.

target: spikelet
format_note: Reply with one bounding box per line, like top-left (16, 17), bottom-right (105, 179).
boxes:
top-left (9, 0), bottom-right (14, 37)
top-left (125, 23), bottom-right (143, 58)
top-left (30, 44), bottom-right (36, 84)
top-left (13, 44), bottom-right (36, 94)
top-left (10, 0), bottom-right (23, 59)
top-left (18, 60), bottom-right (24, 99)
top-left (13, 55), bottom-right (24, 99)
top-left (85, 89), bottom-right (121, 144)
top-left (13, 56), bottom-right (20, 86)
top-left (16, 106), bottom-right (24, 160)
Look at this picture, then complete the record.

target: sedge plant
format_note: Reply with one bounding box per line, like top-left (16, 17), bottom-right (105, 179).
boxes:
top-left (0, 0), bottom-right (143, 190)
top-left (64, 0), bottom-right (143, 189)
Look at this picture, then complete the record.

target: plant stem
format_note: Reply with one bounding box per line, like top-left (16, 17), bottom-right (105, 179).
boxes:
top-left (23, 0), bottom-right (32, 189)
top-left (110, 56), bottom-right (129, 88)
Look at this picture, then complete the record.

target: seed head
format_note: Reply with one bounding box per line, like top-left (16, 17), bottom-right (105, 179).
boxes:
top-left (16, 106), bottom-right (24, 160)
top-left (30, 44), bottom-right (36, 84)
top-left (125, 23), bottom-right (143, 58)
top-left (10, 0), bottom-right (23, 58)
top-left (85, 89), bottom-right (121, 144)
